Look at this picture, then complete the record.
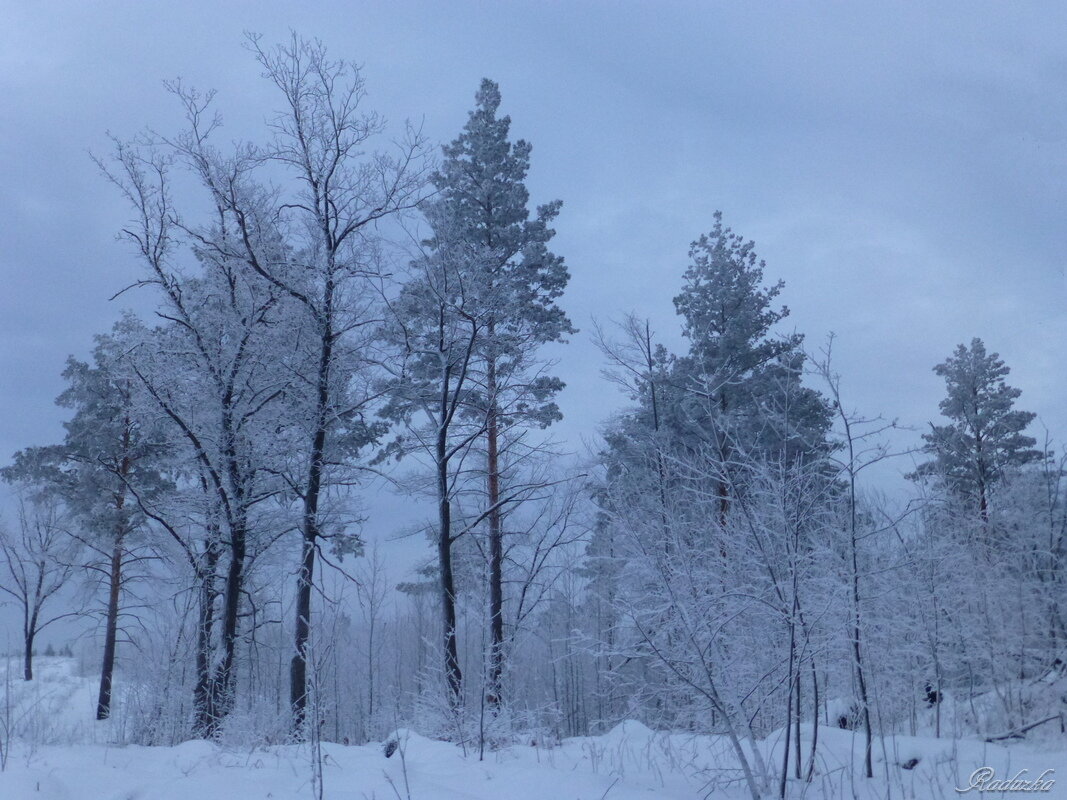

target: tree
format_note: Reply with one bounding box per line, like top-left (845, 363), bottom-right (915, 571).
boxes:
top-left (674, 213), bottom-right (795, 391)
top-left (3, 323), bottom-right (168, 717)
top-left (670, 213), bottom-right (831, 523)
top-left (912, 338), bottom-right (1043, 520)
top-left (127, 313), bottom-right (288, 735)
top-left (99, 34), bottom-right (427, 733)
top-left (597, 215), bottom-right (831, 574)
top-left (0, 493), bottom-right (78, 681)
top-left (813, 342), bottom-right (900, 781)
top-left (429, 78), bottom-right (573, 706)
top-left (222, 36), bottom-right (425, 733)
top-left (379, 215), bottom-right (495, 713)
top-left (588, 224), bottom-right (842, 797)
top-left (96, 124), bottom-right (297, 731)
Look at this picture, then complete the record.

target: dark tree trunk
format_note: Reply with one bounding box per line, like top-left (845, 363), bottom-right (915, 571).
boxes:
top-left (193, 539), bottom-right (220, 736)
top-left (717, 392), bottom-right (730, 532)
top-left (437, 373), bottom-right (463, 708)
top-left (806, 657), bottom-right (819, 782)
top-left (291, 289), bottom-right (334, 733)
top-left (439, 494), bottom-right (462, 708)
top-left (852, 533), bottom-right (874, 778)
top-left (23, 599), bottom-right (40, 680)
top-left (23, 628), bottom-right (35, 681)
top-left (290, 518), bottom-right (318, 730)
top-left (486, 349), bottom-right (504, 706)
top-left (843, 414), bottom-right (874, 778)
top-left (97, 429), bottom-right (132, 721)
top-left (212, 519), bottom-right (245, 720)
top-left (779, 616), bottom-right (796, 799)
top-left (211, 376), bottom-right (254, 724)
top-left (794, 664), bottom-right (803, 780)
top-left (96, 540), bottom-right (123, 720)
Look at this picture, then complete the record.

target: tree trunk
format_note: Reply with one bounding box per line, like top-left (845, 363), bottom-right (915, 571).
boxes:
top-left (193, 539), bottom-right (220, 736)
top-left (842, 412), bottom-right (873, 779)
top-left (23, 628), bottom-right (35, 681)
top-left (851, 536), bottom-right (874, 778)
top-left (209, 394), bottom-right (250, 727)
top-left (292, 299), bottom-right (334, 732)
top-left (290, 523), bottom-right (317, 730)
top-left (23, 599), bottom-right (40, 680)
top-left (438, 401), bottom-right (463, 709)
top-left (717, 392), bottom-right (730, 532)
top-left (794, 662), bottom-right (802, 780)
top-left (96, 540), bottom-right (123, 720)
top-left (486, 352), bottom-right (504, 705)
top-left (97, 427), bottom-right (132, 721)
top-left (806, 659), bottom-right (819, 782)
top-left (213, 518), bottom-right (245, 720)
top-left (779, 619), bottom-right (796, 799)
top-left (979, 482), bottom-right (989, 522)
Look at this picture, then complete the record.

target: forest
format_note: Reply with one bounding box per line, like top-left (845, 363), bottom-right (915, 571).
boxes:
top-left (0, 32), bottom-right (1064, 800)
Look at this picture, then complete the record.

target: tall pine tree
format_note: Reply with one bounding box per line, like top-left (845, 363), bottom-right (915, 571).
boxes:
top-left (430, 79), bottom-right (573, 706)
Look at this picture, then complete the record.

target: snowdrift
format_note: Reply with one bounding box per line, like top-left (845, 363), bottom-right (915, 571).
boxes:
top-left (1, 658), bottom-right (1065, 799)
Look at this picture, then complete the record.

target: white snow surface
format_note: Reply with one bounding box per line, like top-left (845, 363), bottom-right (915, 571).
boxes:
top-left (1, 658), bottom-right (1065, 799)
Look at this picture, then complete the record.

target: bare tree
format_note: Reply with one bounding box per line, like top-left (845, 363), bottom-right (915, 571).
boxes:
top-left (98, 33), bottom-right (428, 734)
top-left (0, 494), bottom-right (79, 681)
top-left (813, 337), bottom-right (902, 780)
top-left (355, 544), bottom-right (389, 734)
top-left (213, 35), bottom-right (427, 732)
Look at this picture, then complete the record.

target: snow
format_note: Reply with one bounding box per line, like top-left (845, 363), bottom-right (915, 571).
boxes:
top-left (1, 658), bottom-right (1065, 799)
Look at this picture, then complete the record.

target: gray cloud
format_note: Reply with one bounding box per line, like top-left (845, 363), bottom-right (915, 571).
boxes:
top-left (1, 1), bottom-right (1064, 548)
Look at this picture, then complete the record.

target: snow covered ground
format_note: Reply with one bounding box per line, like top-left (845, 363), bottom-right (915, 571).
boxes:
top-left (0, 658), bottom-right (1064, 799)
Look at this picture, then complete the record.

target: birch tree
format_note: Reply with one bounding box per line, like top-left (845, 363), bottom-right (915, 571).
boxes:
top-left (101, 34), bottom-right (428, 732)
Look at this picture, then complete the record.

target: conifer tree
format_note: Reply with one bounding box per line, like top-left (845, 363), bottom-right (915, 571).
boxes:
top-left (604, 213), bottom-right (831, 529)
top-left (913, 338), bottom-right (1043, 520)
top-left (672, 213), bottom-right (831, 466)
top-left (429, 79), bottom-right (573, 705)
top-left (3, 321), bottom-right (168, 717)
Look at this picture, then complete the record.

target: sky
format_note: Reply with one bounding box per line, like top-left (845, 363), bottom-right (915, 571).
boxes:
top-left (1, 2), bottom-right (1065, 602)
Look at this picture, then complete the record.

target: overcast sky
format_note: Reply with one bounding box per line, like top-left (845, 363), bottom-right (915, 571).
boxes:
top-left (1, 2), bottom-right (1065, 595)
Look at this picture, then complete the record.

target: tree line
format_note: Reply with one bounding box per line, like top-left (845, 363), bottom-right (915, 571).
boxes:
top-left (1, 34), bottom-right (1061, 800)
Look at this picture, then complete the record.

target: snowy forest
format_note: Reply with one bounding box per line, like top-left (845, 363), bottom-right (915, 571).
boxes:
top-left (1, 27), bottom-right (1065, 800)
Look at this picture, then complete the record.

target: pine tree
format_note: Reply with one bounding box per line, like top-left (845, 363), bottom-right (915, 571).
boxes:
top-left (430, 78), bottom-right (573, 706)
top-left (674, 212), bottom-right (795, 389)
top-left (3, 320), bottom-right (169, 716)
top-left (611, 213), bottom-right (832, 528)
top-left (913, 338), bottom-right (1043, 520)
top-left (672, 212), bottom-right (831, 465)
